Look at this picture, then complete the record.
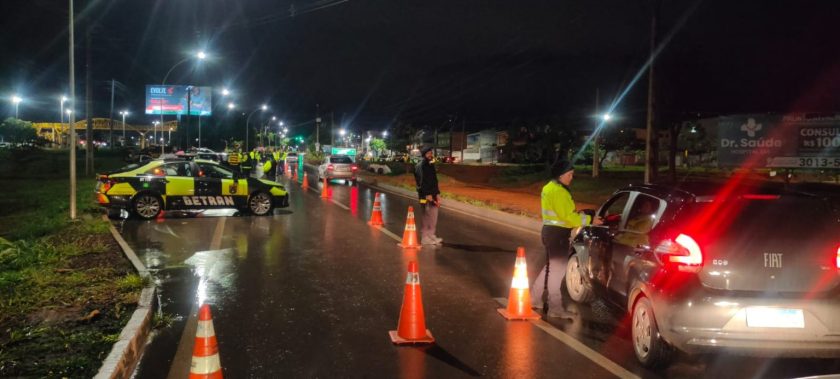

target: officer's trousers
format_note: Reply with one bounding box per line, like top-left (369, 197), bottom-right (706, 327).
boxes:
top-left (531, 225), bottom-right (572, 311)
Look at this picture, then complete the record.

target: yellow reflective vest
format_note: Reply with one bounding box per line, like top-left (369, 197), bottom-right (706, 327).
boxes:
top-left (228, 152), bottom-right (240, 166)
top-left (541, 180), bottom-right (591, 228)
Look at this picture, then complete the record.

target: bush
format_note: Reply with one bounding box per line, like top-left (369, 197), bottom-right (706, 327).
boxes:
top-left (305, 151), bottom-right (325, 165)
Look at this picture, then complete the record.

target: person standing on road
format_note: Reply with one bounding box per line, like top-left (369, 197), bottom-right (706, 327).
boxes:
top-left (414, 146), bottom-right (443, 245)
top-left (532, 160), bottom-right (602, 318)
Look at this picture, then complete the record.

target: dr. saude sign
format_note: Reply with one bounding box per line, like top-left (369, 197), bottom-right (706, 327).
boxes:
top-left (717, 115), bottom-right (840, 168)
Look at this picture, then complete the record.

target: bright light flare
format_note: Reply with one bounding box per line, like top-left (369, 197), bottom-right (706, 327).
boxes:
top-left (602, 113), bottom-right (612, 122)
top-left (227, 102), bottom-right (235, 110)
top-left (11, 95), bottom-right (22, 104)
top-left (222, 88), bottom-right (230, 96)
top-left (197, 51), bottom-right (207, 60)
top-left (261, 104), bottom-right (268, 111)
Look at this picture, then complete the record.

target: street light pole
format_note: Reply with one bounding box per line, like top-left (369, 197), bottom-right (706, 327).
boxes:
top-left (120, 110), bottom-right (128, 146)
top-left (68, 0), bottom-right (77, 220)
top-left (159, 51), bottom-right (205, 149)
top-left (245, 105), bottom-right (267, 152)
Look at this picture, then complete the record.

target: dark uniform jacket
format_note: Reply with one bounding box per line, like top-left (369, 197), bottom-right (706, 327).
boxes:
top-left (414, 158), bottom-right (440, 201)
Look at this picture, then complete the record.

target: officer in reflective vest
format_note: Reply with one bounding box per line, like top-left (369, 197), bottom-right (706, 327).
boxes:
top-left (240, 150), bottom-right (252, 175)
top-left (531, 160), bottom-right (602, 318)
top-left (273, 149), bottom-right (283, 177)
top-left (228, 148), bottom-right (241, 168)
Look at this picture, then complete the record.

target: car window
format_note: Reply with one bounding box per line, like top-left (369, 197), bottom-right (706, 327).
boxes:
top-left (330, 156), bottom-right (353, 164)
top-left (599, 192), bottom-right (630, 227)
top-left (198, 163), bottom-right (234, 179)
top-left (624, 194), bottom-right (664, 234)
top-left (147, 162), bottom-right (192, 177)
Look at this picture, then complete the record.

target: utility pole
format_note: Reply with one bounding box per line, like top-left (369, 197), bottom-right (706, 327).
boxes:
top-left (69, 0), bottom-right (77, 220)
top-left (593, 88), bottom-right (600, 178)
top-left (315, 103), bottom-right (321, 152)
top-left (84, 24), bottom-right (93, 176)
top-left (108, 79), bottom-right (114, 147)
top-left (186, 87), bottom-right (192, 150)
top-left (644, 0), bottom-right (659, 184)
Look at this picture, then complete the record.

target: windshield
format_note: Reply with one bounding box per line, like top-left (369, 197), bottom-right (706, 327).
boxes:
top-left (330, 156), bottom-right (353, 164)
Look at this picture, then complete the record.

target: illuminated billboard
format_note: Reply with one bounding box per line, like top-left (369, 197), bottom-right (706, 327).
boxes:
top-left (145, 85), bottom-right (212, 116)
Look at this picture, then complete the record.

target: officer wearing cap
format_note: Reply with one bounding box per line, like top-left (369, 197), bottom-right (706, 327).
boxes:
top-left (414, 146), bottom-right (443, 245)
top-left (532, 160), bottom-right (603, 318)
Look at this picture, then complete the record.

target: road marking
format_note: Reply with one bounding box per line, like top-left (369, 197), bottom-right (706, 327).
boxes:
top-left (330, 198), bottom-right (350, 210)
top-left (167, 218), bottom-right (227, 379)
top-left (494, 298), bottom-right (640, 379)
top-left (376, 225), bottom-right (403, 242)
top-left (210, 217), bottom-right (226, 250)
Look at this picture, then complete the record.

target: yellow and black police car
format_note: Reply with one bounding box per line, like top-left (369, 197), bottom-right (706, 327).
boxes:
top-left (96, 158), bottom-right (289, 219)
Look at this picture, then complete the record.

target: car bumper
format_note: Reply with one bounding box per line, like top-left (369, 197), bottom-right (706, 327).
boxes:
top-left (100, 194), bottom-right (131, 209)
top-left (651, 288), bottom-right (840, 357)
top-left (273, 195), bottom-right (289, 208)
top-left (325, 171), bottom-right (356, 179)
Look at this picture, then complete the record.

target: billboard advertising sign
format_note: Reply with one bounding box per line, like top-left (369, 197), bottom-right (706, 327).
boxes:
top-left (145, 85), bottom-right (212, 116)
top-left (717, 115), bottom-right (840, 168)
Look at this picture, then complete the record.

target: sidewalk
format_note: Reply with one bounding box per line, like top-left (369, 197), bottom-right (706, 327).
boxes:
top-left (357, 171), bottom-right (600, 219)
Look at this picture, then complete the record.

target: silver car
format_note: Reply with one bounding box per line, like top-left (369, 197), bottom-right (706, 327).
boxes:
top-left (317, 155), bottom-right (358, 183)
top-left (565, 182), bottom-right (840, 367)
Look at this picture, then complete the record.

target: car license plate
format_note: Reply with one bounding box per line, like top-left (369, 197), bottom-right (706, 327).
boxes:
top-left (746, 307), bottom-right (804, 328)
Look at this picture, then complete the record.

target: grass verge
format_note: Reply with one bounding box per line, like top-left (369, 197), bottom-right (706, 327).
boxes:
top-left (0, 148), bottom-right (140, 377)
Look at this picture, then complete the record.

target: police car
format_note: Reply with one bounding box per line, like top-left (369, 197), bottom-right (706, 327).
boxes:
top-left (96, 158), bottom-right (289, 219)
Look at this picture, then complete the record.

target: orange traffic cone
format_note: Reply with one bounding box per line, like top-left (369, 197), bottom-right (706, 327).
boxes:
top-left (302, 172), bottom-right (309, 189)
top-left (397, 206), bottom-right (420, 248)
top-left (389, 261), bottom-right (434, 344)
top-left (190, 304), bottom-right (223, 378)
top-left (321, 176), bottom-right (330, 198)
top-left (368, 192), bottom-right (384, 226)
top-left (498, 247), bottom-right (541, 320)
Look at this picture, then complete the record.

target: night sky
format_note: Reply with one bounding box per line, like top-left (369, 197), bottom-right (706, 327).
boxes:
top-left (2, 0), bottom-right (840, 131)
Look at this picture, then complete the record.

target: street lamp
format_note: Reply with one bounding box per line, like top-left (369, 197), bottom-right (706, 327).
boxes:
top-left (159, 50), bottom-right (207, 149)
top-left (227, 102), bottom-right (235, 110)
top-left (153, 121), bottom-right (160, 149)
top-left (602, 113), bottom-right (612, 122)
top-left (119, 110), bottom-right (129, 146)
top-left (222, 88), bottom-right (230, 96)
top-left (11, 95), bottom-right (22, 119)
top-left (245, 104), bottom-right (268, 151)
top-left (382, 131), bottom-right (388, 138)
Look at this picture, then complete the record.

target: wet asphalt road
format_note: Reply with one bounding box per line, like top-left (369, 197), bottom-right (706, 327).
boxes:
top-left (121, 168), bottom-right (840, 378)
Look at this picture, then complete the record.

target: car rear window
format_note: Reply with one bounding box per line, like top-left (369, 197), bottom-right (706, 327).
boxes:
top-left (678, 195), bottom-right (837, 237)
top-left (330, 156), bottom-right (353, 163)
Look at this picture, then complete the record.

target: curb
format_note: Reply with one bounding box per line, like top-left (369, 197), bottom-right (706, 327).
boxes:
top-left (360, 178), bottom-right (543, 236)
top-left (95, 216), bottom-right (157, 379)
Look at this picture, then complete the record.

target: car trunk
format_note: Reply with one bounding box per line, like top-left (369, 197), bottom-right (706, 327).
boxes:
top-left (685, 196), bottom-right (840, 294)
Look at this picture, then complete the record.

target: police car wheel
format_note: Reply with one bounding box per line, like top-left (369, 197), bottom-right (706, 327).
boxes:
top-left (133, 194), bottom-right (162, 219)
top-left (248, 191), bottom-right (273, 216)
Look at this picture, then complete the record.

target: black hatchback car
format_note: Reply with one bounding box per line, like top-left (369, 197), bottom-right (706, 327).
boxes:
top-left (564, 181), bottom-right (840, 367)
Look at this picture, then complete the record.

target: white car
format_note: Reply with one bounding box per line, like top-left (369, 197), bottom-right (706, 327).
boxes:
top-left (318, 155), bottom-right (358, 183)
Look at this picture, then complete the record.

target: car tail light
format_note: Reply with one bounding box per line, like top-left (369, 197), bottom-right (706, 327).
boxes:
top-left (836, 246), bottom-right (840, 269)
top-left (351, 165), bottom-right (358, 171)
top-left (654, 233), bottom-right (703, 272)
top-left (327, 164), bottom-right (334, 170)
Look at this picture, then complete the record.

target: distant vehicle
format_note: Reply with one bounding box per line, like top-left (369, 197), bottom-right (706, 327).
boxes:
top-left (285, 152), bottom-right (299, 168)
top-left (317, 154), bottom-right (358, 183)
top-left (565, 181), bottom-right (840, 367)
top-left (95, 158), bottom-right (289, 219)
top-left (439, 156), bottom-right (457, 164)
top-left (189, 147), bottom-right (227, 162)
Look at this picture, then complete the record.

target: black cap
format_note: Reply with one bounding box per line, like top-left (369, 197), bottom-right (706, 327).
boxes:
top-left (421, 146), bottom-right (434, 155)
top-left (550, 160), bottom-right (574, 178)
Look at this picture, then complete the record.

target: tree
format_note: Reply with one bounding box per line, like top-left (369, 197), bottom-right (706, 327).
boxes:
top-left (369, 138), bottom-right (386, 156)
top-left (0, 118), bottom-right (36, 143)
